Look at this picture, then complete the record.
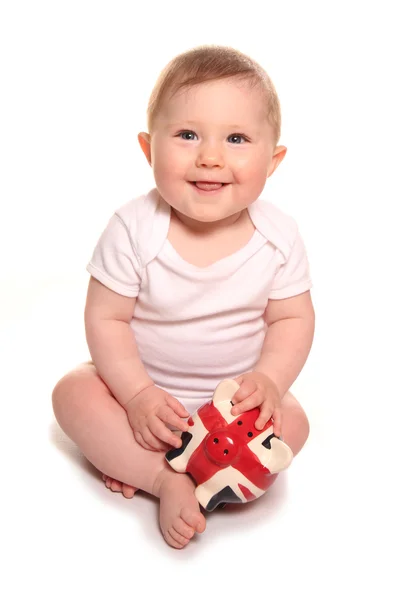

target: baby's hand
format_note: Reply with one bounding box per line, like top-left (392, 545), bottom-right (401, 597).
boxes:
top-left (231, 372), bottom-right (282, 436)
top-left (126, 385), bottom-right (189, 452)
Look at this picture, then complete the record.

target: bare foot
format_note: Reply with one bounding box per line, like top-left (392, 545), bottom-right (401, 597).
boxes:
top-left (154, 470), bottom-right (206, 549)
top-left (102, 474), bottom-right (138, 499)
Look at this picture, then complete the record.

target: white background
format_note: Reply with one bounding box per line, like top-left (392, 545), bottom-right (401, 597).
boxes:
top-left (1, 1), bottom-right (403, 598)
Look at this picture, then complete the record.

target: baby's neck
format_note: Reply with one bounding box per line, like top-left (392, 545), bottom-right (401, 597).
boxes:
top-left (171, 208), bottom-right (248, 237)
top-left (167, 206), bottom-right (256, 268)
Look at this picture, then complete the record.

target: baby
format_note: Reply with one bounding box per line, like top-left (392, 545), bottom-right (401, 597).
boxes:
top-left (52, 45), bottom-right (315, 549)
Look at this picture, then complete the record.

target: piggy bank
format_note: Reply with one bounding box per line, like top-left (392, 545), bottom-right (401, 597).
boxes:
top-left (165, 379), bottom-right (293, 511)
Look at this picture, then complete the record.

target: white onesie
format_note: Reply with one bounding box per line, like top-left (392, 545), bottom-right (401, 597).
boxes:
top-left (87, 188), bottom-right (312, 414)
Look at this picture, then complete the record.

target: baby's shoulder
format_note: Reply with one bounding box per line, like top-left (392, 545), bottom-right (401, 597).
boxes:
top-left (113, 188), bottom-right (170, 267)
top-left (114, 188), bottom-right (162, 227)
top-left (249, 198), bottom-right (299, 260)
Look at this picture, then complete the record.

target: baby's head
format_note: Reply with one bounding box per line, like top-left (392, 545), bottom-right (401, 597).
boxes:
top-left (138, 45), bottom-right (287, 225)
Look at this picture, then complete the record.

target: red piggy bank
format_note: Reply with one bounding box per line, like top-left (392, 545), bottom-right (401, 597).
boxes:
top-left (165, 379), bottom-right (293, 511)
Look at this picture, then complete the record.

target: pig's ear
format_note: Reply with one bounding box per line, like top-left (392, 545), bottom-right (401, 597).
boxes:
top-left (263, 437), bottom-right (293, 474)
top-left (212, 379), bottom-right (240, 407)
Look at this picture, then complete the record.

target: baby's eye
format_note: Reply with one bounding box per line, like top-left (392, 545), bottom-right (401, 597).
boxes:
top-left (227, 134), bottom-right (247, 144)
top-left (178, 131), bottom-right (197, 141)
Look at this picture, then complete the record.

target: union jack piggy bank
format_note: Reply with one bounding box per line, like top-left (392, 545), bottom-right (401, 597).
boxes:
top-left (165, 379), bottom-right (293, 511)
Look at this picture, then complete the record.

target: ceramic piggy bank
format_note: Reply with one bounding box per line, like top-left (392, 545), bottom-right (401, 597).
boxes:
top-left (165, 379), bottom-right (293, 511)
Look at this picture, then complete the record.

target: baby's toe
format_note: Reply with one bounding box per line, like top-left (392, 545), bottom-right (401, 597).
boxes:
top-left (164, 529), bottom-right (185, 550)
top-left (173, 516), bottom-right (195, 540)
top-left (110, 479), bottom-right (123, 492)
top-left (122, 483), bottom-right (137, 499)
top-left (180, 507), bottom-right (206, 534)
top-left (169, 526), bottom-right (190, 547)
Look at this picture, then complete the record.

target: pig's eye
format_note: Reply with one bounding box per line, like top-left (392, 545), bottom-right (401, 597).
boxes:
top-left (237, 421), bottom-right (243, 426)
top-left (213, 438), bottom-right (219, 444)
top-left (247, 432), bottom-right (253, 437)
top-left (223, 449), bottom-right (229, 455)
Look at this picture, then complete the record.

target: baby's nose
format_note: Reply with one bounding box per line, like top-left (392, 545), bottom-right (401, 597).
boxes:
top-left (196, 143), bottom-right (224, 168)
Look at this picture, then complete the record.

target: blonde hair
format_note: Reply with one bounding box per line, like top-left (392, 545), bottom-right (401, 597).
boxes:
top-left (147, 45), bottom-right (282, 144)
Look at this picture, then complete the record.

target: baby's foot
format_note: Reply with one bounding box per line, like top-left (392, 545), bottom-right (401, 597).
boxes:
top-left (102, 473), bottom-right (138, 499)
top-left (155, 471), bottom-right (206, 549)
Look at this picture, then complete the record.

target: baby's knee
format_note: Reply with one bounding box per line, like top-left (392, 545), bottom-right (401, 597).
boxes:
top-left (51, 363), bottom-right (97, 420)
top-left (281, 392), bottom-right (310, 455)
top-left (293, 407), bottom-right (310, 457)
top-left (52, 372), bottom-right (77, 421)
top-left (298, 405), bottom-right (310, 441)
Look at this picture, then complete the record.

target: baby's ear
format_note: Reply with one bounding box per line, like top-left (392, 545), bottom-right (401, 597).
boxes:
top-left (267, 145), bottom-right (287, 178)
top-left (138, 132), bottom-right (152, 165)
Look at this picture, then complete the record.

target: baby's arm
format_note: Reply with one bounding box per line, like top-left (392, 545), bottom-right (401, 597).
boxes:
top-left (231, 291), bottom-right (314, 435)
top-left (256, 290), bottom-right (315, 398)
top-left (84, 276), bottom-right (153, 407)
top-left (84, 276), bottom-right (188, 450)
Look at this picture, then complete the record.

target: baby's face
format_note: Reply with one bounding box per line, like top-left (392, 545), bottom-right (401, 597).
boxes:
top-left (142, 78), bottom-right (284, 223)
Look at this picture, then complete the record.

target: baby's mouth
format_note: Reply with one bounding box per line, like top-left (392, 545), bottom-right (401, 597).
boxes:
top-left (191, 181), bottom-right (227, 191)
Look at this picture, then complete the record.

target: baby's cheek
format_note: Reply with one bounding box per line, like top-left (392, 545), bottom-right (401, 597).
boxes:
top-left (154, 156), bottom-right (178, 180)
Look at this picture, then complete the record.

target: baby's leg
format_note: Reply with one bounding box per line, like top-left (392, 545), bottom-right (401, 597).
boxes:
top-left (52, 362), bottom-right (206, 549)
top-left (279, 390), bottom-right (310, 456)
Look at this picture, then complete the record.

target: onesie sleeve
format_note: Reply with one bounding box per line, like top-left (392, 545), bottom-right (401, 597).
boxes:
top-left (268, 226), bottom-right (313, 300)
top-left (86, 213), bottom-right (142, 297)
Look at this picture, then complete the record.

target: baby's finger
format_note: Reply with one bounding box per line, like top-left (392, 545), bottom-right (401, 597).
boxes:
top-left (141, 426), bottom-right (169, 451)
top-left (254, 403), bottom-right (273, 431)
top-left (165, 395), bottom-right (190, 418)
top-left (134, 431), bottom-right (156, 452)
top-left (232, 380), bottom-right (257, 403)
top-left (149, 416), bottom-right (182, 449)
top-left (157, 406), bottom-right (189, 432)
top-left (272, 407), bottom-right (282, 438)
top-left (231, 391), bottom-right (261, 415)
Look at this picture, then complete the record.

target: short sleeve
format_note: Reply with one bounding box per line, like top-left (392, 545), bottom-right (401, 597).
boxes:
top-left (86, 213), bottom-right (142, 297)
top-left (268, 227), bottom-right (313, 300)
